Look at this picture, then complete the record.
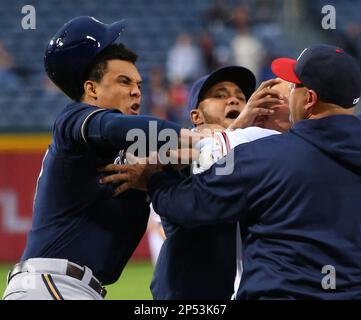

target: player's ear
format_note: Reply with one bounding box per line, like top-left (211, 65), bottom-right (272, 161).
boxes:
top-left (84, 80), bottom-right (98, 100)
top-left (304, 89), bottom-right (318, 114)
top-left (190, 108), bottom-right (204, 126)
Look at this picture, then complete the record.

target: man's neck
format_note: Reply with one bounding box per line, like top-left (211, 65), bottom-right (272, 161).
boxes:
top-left (308, 102), bottom-right (355, 120)
top-left (81, 97), bottom-right (99, 108)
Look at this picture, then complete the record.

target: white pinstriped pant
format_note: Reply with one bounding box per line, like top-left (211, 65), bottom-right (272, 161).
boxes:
top-left (2, 258), bottom-right (104, 300)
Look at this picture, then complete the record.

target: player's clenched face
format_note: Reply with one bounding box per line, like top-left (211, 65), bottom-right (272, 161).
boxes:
top-left (191, 81), bottom-right (247, 128)
top-left (85, 60), bottom-right (142, 115)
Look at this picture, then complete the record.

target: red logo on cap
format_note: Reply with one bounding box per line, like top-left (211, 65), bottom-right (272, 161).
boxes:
top-left (335, 49), bottom-right (343, 53)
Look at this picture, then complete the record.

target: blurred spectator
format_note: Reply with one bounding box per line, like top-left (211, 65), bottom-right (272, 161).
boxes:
top-left (260, 53), bottom-right (277, 81)
top-left (252, 0), bottom-right (278, 24)
top-left (230, 6), bottom-right (264, 79)
top-left (342, 23), bottom-right (361, 63)
top-left (40, 74), bottom-right (70, 121)
top-left (0, 41), bottom-right (20, 89)
top-left (203, 0), bottom-right (234, 67)
top-left (198, 32), bottom-right (218, 72)
top-left (213, 44), bottom-right (233, 68)
top-left (145, 66), bottom-right (170, 119)
top-left (205, 0), bottom-right (231, 34)
top-left (166, 33), bottom-right (205, 84)
top-left (167, 79), bottom-right (189, 125)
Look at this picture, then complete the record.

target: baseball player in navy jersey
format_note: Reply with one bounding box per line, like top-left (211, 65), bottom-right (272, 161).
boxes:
top-left (121, 44), bottom-right (361, 299)
top-left (100, 67), bottom-right (289, 299)
top-left (2, 16), bottom-right (208, 300)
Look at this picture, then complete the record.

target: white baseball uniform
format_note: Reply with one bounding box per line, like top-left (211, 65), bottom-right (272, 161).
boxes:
top-left (191, 126), bottom-right (280, 298)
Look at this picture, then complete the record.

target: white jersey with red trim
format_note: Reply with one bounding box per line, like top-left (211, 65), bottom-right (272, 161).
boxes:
top-left (192, 127), bottom-right (280, 174)
top-left (191, 126), bottom-right (280, 298)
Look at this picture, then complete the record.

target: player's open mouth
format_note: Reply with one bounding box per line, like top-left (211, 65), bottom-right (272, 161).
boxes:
top-left (130, 103), bottom-right (140, 115)
top-left (225, 110), bottom-right (240, 119)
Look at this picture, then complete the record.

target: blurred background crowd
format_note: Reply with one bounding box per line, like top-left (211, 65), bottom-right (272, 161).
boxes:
top-left (0, 0), bottom-right (360, 131)
top-left (0, 0), bottom-right (360, 298)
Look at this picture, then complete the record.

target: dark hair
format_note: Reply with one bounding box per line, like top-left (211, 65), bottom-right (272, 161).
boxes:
top-left (79, 43), bottom-right (138, 100)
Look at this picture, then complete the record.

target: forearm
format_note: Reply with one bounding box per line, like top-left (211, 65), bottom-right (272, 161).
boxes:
top-left (86, 112), bottom-right (182, 150)
top-left (178, 128), bottom-right (207, 149)
top-left (148, 162), bottom-right (245, 227)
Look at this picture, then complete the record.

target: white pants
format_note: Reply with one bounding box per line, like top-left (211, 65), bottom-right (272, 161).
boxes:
top-left (2, 258), bottom-right (104, 300)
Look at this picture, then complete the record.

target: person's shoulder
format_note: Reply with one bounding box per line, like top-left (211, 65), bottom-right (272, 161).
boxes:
top-left (230, 126), bottom-right (280, 143)
top-left (233, 128), bottom-right (291, 155)
top-left (55, 102), bottom-right (120, 124)
top-left (238, 126), bottom-right (280, 137)
top-left (55, 101), bottom-right (95, 119)
top-left (227, 131), bottom-right (295, 176)
top-left (62, 101), bottom-right (103, 115)
top-left (52, 102), bottom-right (113, 146)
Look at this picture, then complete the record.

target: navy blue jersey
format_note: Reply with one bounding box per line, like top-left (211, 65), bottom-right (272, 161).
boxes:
top-left (151, 167), bottom-right (237, 300)
top-left (22, 102), bottom-right (181, 285)
top-left (152, 221), bottom-right (237, 299)
top-left (358, 113), bottom-right (361, 120)
top-left (150, 115), bottom-right (361, 299)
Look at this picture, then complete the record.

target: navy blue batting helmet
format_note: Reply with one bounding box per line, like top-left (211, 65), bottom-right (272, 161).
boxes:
top-left (44, 16), bottom-right (126, 100)
top-left (187, 66), bottom-right (256, 110)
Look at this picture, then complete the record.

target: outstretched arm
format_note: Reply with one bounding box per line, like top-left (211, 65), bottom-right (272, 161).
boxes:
top-left (148, 154), bottom-right (248, 228)
top-left (99, 149), bottom-right (248, 227)
top-left (83, 110), bottom-right (206, 152)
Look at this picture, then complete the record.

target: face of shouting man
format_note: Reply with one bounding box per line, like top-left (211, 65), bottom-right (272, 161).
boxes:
top-left (190, 81), bottom-right (247, 128)
top-left (82, 44), bottom-right (142, 115)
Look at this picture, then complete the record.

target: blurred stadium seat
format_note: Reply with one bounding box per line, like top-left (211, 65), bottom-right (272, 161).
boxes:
top-left (0, 0), bottom-right (359, 131)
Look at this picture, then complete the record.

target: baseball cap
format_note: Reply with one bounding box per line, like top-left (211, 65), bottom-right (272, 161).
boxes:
top-left (187, 66), bottom-right (256, 109)
top-left (271, 44), bottom-right (361, 107)
top-left (44, 16), bottom-right (126, 100)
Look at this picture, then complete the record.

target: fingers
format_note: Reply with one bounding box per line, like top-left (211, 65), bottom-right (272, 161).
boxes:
top-left (98, 155), bottom-right (149, 172)
top-left (253, 88), bottom-right (285, 100)
top-left (180, 129), bottom-right (206, 148)
top-left (272, 95), bottom-right (289, 107)
top-left (113, 182), bottom-right (131, 197)
top-left (268, 101), bottom-right (289, 110)
top-left (252, 107), bottom-right (275, 117)
top-left (167, 148), bottom-right (199, 164)
top-left (99, 172), bottom-right (129, 185)
top-left (148, 151), bottom-right (159, 165)
top-left (256, 78), bottom-right (282, 92)
top-left (254, 97), bottom-right (285, 109)
top-left (98, 163), bottom-right (128, 172)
